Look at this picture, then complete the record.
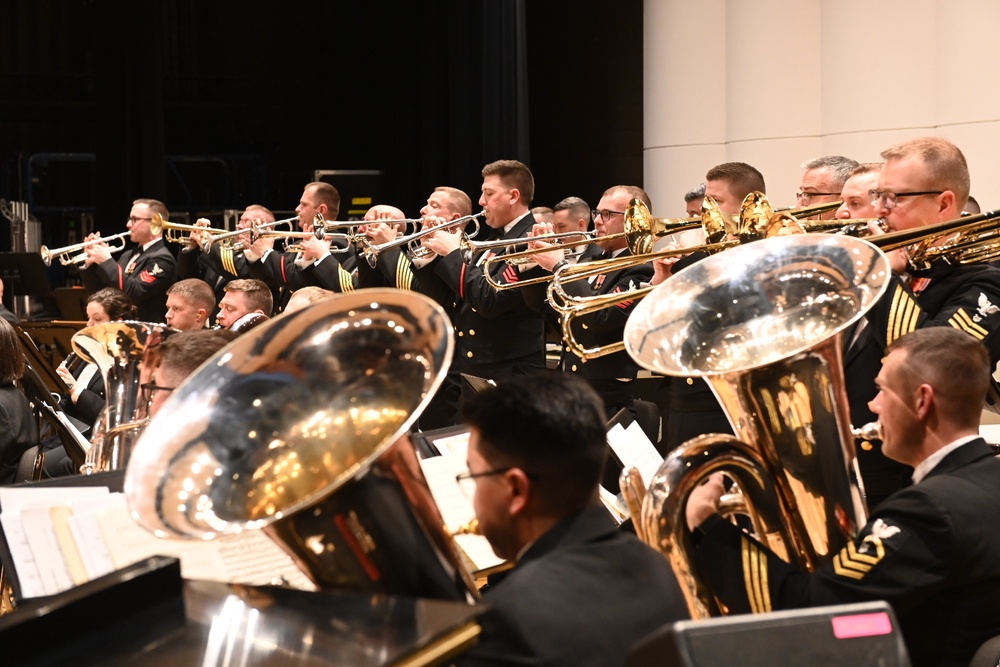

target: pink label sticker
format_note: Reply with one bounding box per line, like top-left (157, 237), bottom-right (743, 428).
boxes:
top-left (831, 612), bottom-right (893, 639)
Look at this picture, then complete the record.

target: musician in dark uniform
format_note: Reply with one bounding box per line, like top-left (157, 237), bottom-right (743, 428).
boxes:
top-left (245, 183), bottom-right (356, 309)
top-left (418, 161), bottom-right (546, 426)
top-left (177, 205), bottom-right (272, 308)
top-left (520, 186), bottom-right (654, 418)
top-left (687, 327), bottom-right (1000, 667)
top-left (455, 372), bottom-right (688, 667)
top-left (853, 137), bottom-right (1000, 508)
top-left (81, 198), bottom-right (177, 323)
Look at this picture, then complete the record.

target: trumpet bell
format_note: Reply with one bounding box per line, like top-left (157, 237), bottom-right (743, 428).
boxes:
top-left (125, 289), bottom-right (474, 597)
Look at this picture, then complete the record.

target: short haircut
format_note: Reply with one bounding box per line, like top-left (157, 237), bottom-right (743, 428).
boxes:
top-left (433, 186), bottom-right (473, 216)
top-left (223, 279), bottom-right (273, 316)
top-left (553, 196), bottom-right (591, 222)
top-left (684, 183), bottom-right (706, 202)
top-left (167, 278), bottom-right (216, 313)
top-left (305, 182), bottom-right (342, 219)
top-left (705, 162), bottom-right (767, 198)
top-left (965, 195), bottom-right (981, 214)
top-left (801, 155), bottom-right (860, 189)
top-left (850, 162), bottom-right (884, 177)
top-left (158, 329), bottom-right (238, 381)
top-left (242, 204), bottom-right (275, 223)
top-left (87, 287), bottom-right (137, 321)
top-left (530, 206), bottom-right (553, 215)
top-left (603, 184), bottom-right (652, 209)
top-left (880, 137), bottom-right (970, 210)
top-left (288, 286), bottom-right (334, 305)
top-left (460, 372), bottom-right (608, 515)
top-left (482, 160), bottom-right (535, 205)
top-left (133, 198), bottom-right (169, 222)
top-left (0, 318), bottom-right (25, 383)
top-left (888, 327), bottom-right (990, 427)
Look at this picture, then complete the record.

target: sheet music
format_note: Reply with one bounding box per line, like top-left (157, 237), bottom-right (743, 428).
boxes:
top-left (418, 454), bottom-right (505, 574)
top-left (606, 421), bottom-right (664, 490)
top-left (0, 487), bottom-right (315, 599)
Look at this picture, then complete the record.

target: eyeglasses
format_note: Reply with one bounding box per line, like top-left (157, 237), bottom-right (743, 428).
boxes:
top-left (128, 216), bottom-right (153, 224)
top-left (868, 189), bottom-right (943, 210)
top-left (140, 382), bottom-right (176, 401)
top-left (454, 466), bottom-right (538, 498)
top-left (795, 192), bottom-right (840, 204)
top-left (591, 209), bottom-right (625, 222)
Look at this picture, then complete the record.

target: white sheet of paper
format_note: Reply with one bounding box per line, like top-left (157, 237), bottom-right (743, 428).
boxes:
top-left (606, 421), bottom-right (663, 488)
top-left (20, 506), bottom-right (73, 596)
top-left (0, 512), bottom-right (46, 598)
top-left (431, 431), bottom-right (471, 460)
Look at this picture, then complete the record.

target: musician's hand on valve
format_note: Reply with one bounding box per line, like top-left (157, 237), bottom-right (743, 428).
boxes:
top-left (364, 205), bottom-right (405, 223)
top-left (244, 233), bottom-right (274, 262)
top-left (686, 472), bottom-right (726, 531)
top-left (362, 222), bottom-right (397, 246)
top-left (188, 218), bottom-right (211, 250)
top-left (527, 222), bottom-right (564, 271)
top-left (421, 227), bottom-right (462, 257)
top-left (300, 235), bottom-right (331, 262)
top-left (85, 234), bottom-right (112, 266)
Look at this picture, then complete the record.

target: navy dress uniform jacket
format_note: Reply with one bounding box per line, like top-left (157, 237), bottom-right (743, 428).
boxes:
top-left (692, 439), bottom-right (1000, 667)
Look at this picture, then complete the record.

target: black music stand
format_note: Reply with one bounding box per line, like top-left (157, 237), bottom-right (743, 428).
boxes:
top-left (0, 252), bottom-right (54, 320)
top-left (54, 287), bottom-right (89, 321)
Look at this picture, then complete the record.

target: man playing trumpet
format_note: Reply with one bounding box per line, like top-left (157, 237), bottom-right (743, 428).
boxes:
top-left (81, 198), bottom-right (176, 322)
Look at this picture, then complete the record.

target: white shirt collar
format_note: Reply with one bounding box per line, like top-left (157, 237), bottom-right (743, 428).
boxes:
top-left (911, 435), bottom-right (980, 484)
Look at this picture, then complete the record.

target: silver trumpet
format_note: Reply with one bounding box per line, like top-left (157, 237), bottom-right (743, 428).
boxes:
top-left (40, 231), bottom-right (131, 267)
top-left (359, 211), bottom-right (484, 267)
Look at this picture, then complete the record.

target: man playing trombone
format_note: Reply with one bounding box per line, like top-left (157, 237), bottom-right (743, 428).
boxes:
top-left (520, 185), bottom-right (654, 419)
top-left (80, 198), bottom-right (177, 322)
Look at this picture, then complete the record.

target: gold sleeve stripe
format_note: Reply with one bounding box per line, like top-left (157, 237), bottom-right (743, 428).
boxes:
top-left (887, 285), bottom-right (919, 346)
top-left (949, 308), bottom-right (988, 340)
top-left (339, 267), bottom-right (356, 293)
top-left (832, 538), bottom-right (886, 580)
top-left (220, 246), bottom-right (236, 275)
top-left (396, 255), bottom-right (414, 291)
top-left (741, 537), bottom-right (772, 613)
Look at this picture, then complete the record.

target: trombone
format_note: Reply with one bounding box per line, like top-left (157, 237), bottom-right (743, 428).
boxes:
top-left (482, 197), bottom-right (734, 291)
top-left (39, 231), bottom-right (130, 267)
top-left (358, 211), bottom-right (484, 267)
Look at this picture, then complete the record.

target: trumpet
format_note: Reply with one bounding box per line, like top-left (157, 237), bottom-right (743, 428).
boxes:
top-left (359, 211), bottom-right (484, 267)
top-left (250, 226), bottom-right (355, 253)
top-left (203, 215), bottom-right (300, 250)
top-left (40, 231), bottom-right (131, 266)
top-left (149, 214), bottom-right (228, 244)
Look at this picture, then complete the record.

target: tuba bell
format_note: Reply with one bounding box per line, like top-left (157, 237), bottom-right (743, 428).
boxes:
top-left (72, 321), bottom-right (172, 474)
top-left (621, 233), bottom-right (890, 618)
top-left (124, 289), bottom-right (478, 600)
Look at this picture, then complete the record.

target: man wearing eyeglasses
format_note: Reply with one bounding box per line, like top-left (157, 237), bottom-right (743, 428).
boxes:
top-left (518, 185), bottom-right (654, 420)
top-left (795, 155), bottom-right (859, 219)
top-left (454, 372), bottom-right (687, 667)
top-left (81, 198), bottom-right (177, 322)
top-left (145, 329), bottom-right (236, 419)
top-left (847, 136), bottom-right (1000, 509)
top-left (835, 162), bottom-right (883, 221)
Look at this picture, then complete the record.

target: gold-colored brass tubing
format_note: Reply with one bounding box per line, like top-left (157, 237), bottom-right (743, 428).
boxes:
top-left (149, 214), bottom-right (228, 244)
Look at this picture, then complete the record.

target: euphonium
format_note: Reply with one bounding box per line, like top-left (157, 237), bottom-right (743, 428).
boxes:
top-left (621, 233), bottom-right (891, 618)
top-left (72, 322), bottom-right (173, 474)
top-left (124, 289), bottom-right (479, 600)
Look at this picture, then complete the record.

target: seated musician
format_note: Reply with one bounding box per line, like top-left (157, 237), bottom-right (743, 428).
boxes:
top-left (216, 279), bottom-right (273, 330)
top-left (454, 372), bottom-right (687, 667)
top-left (145, 329), bottom-right (237, 419)
top-left (56, 288), bottom-right (137, 426)
top-left (686, 327), bottom-right (1000, 667)
top-left (284, 286), bottom-right (334, 314)
top-left (0, 318), bottom-right (39, 484)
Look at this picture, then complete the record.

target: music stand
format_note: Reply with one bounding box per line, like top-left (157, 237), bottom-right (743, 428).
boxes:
top-left (0, 252), bottom-right (54, 319)
top-left (54, 287), bottom-right (89, 321)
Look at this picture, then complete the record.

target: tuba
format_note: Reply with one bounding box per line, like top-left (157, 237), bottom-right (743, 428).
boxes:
top-left (124, 289), bottom-right (479, 600)
top-left (621, 233), bottom-right (890, 618)
top-left (72, 322), bottom-right (172, 474)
